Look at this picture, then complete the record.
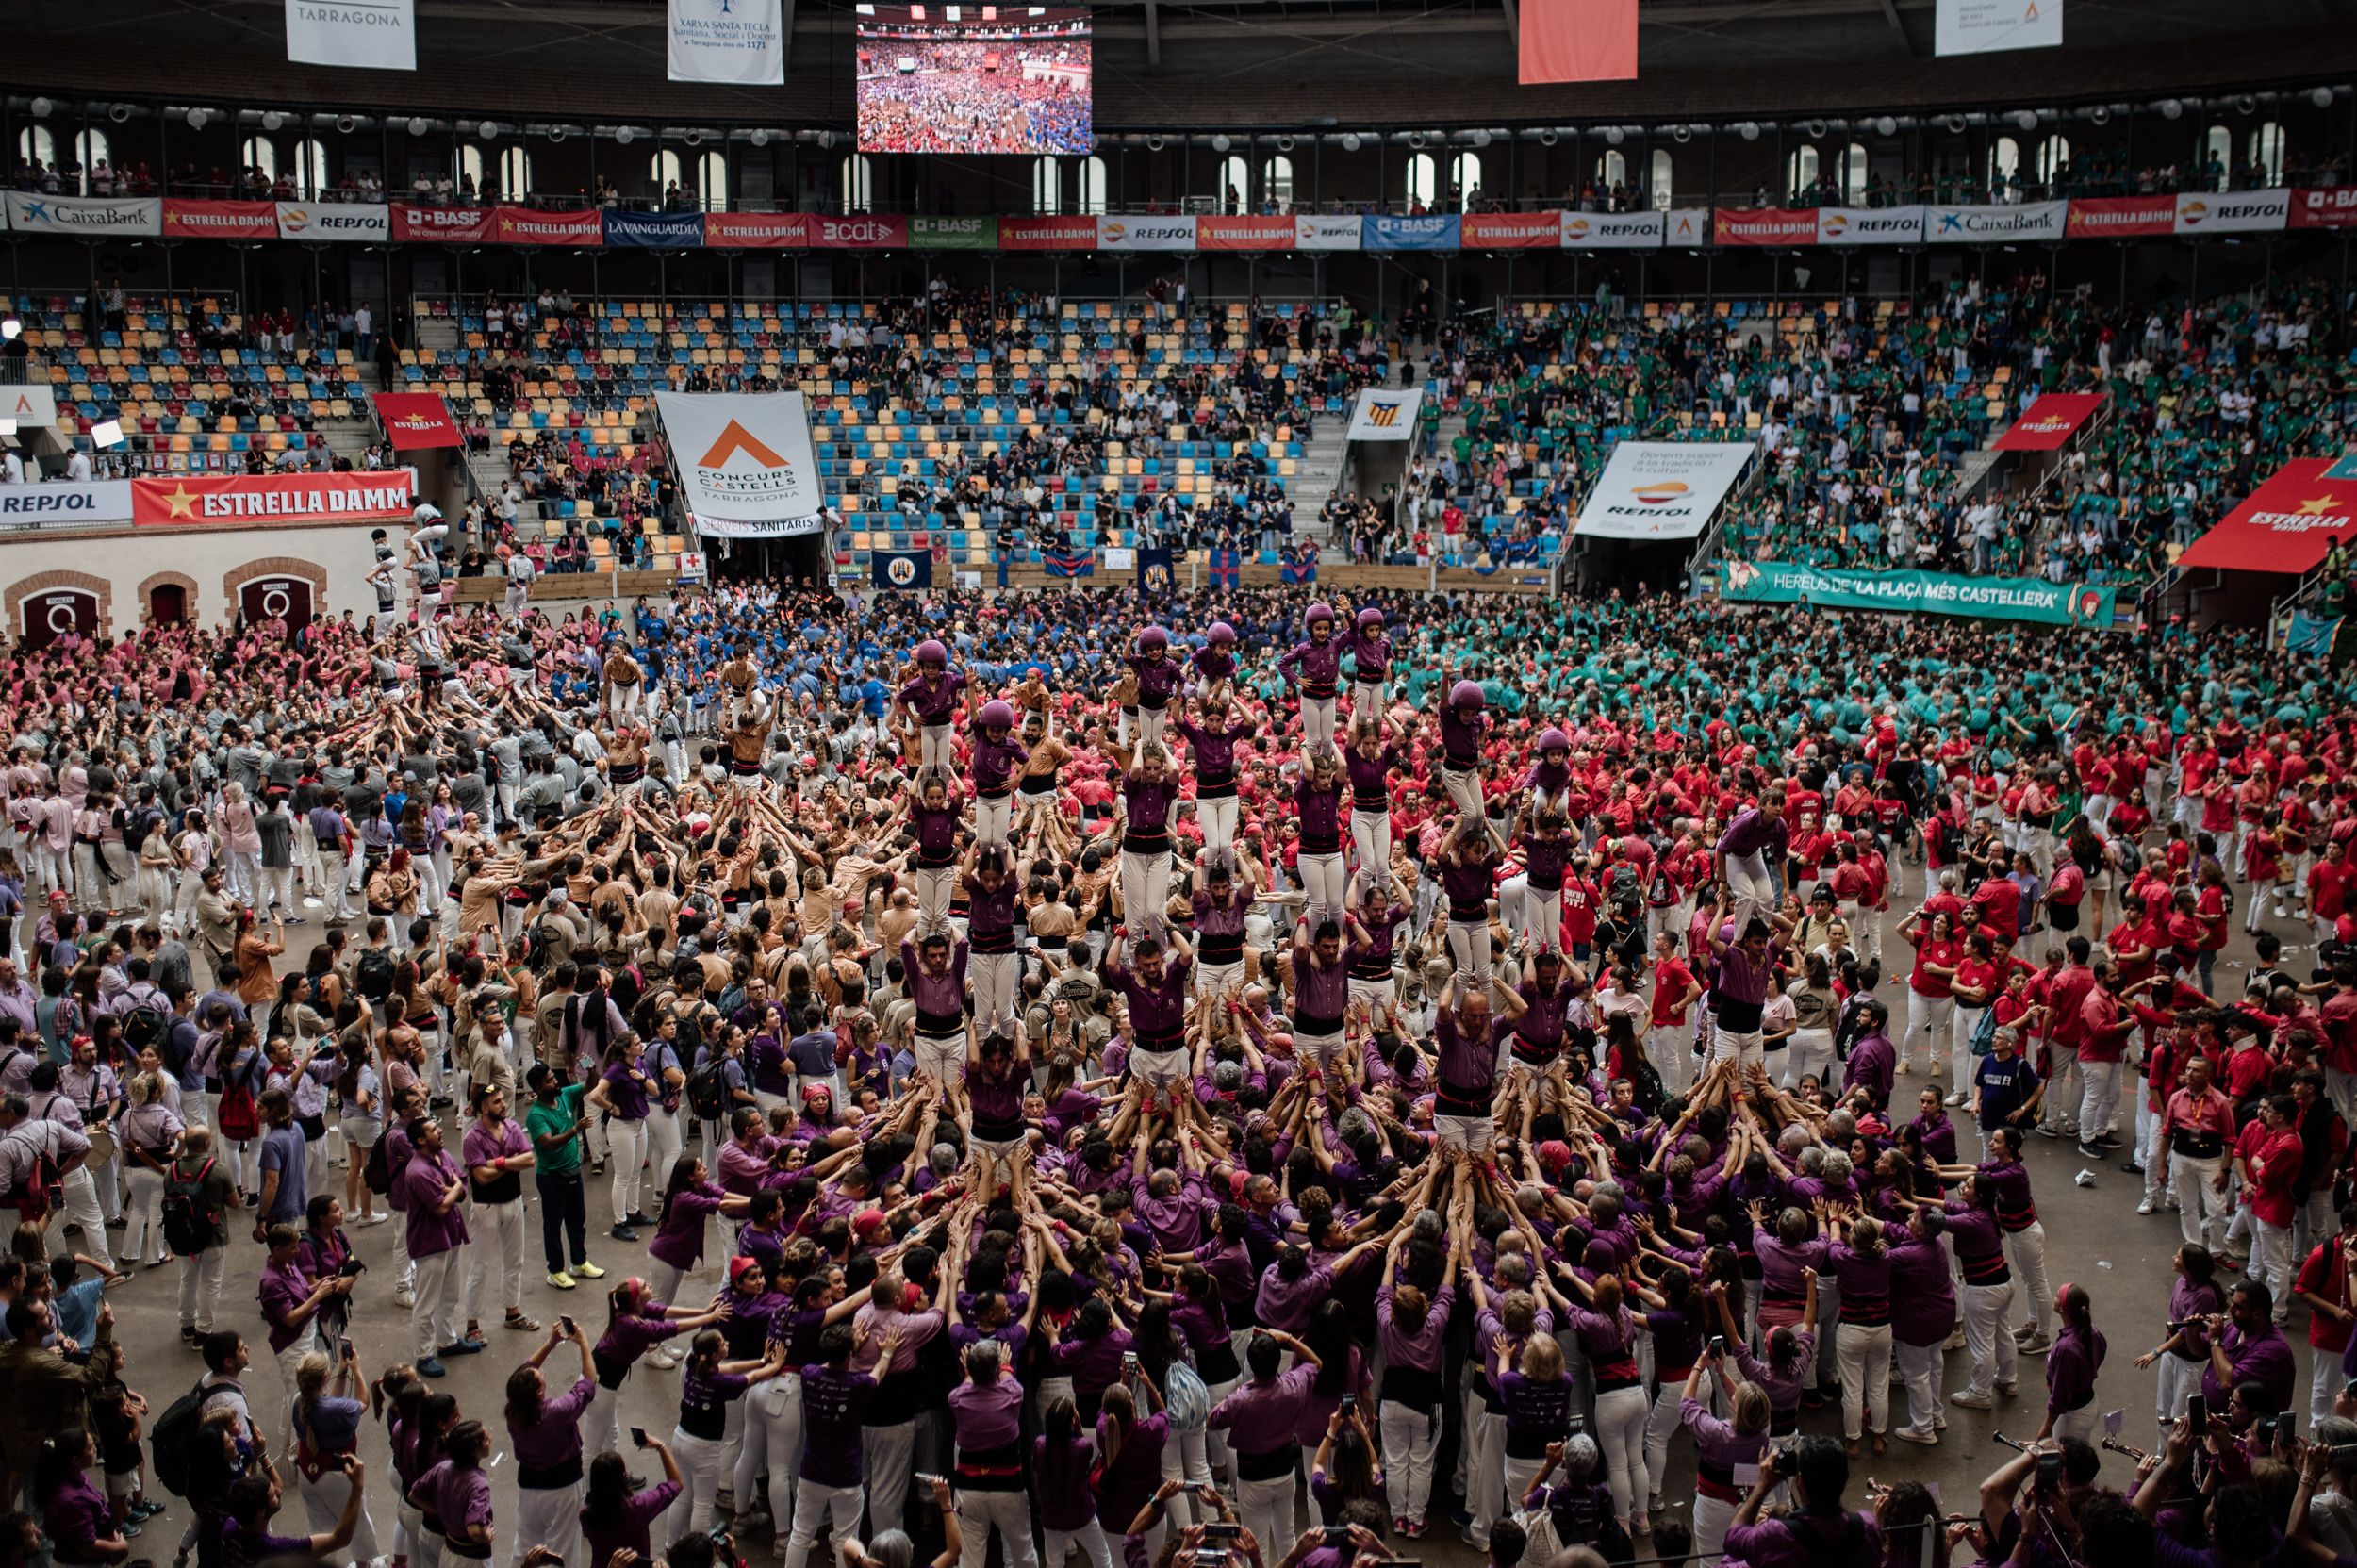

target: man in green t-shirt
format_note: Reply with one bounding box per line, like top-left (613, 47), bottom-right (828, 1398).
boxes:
top-left (523, 1064), bottom-right (604, 1290)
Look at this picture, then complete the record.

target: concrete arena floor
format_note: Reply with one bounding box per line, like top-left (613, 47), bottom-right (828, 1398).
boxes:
top-left (93, 887), bottom-right (2306, 1565)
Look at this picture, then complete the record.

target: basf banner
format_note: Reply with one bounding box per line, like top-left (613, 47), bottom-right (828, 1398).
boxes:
top-left (1924, 201), bottom-right (2068, 242)
top-left (1936, 0), bottom-right (2060, 55)
top-left (668, 0), bottom-right (785, 84)
top-left (1561, 211), bottom-right (1662, 249)
top-left (2291, 189), bottom-right (2357, 230)
top-left (1345, 388), bottom-right (1424, 443)
top-left (655, 391), bottom-right (825, 528)
top-left (286, 0), bottom-right (416, 69)
top-left (274, 202), bottom-right (390, 241)
top-left (1818, 206), bottom-right (1924, 246)
top-left (1574, 440), bottom-right (1757, 541)
top-left (2180, 458), bottom-right (2357, 576)
top-left (4, 194), bottom-right (160, 238)
top-left (1363, 215), bottom-right (1459, 251)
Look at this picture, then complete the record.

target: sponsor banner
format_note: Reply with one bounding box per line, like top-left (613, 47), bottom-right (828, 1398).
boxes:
top-left (1818, 206), bottom-right (1924, 246)
top-left (163, 199), bottom-right (278, 240)
top-left (692, 512), bottom-right (826, 538)
top-left (1574, 439), bottom-right (1756, 541)
top-left (2065, 195), bottom-right (2175, 239)
top-left (390, 204), bottom-right (494, 243)
top-left (3, 193), bottom-right (160, 239)
top-left (2180, 458), bottom-right (2357, 576)
top-left (910, 215), bottom-right (998, 251)
top-left (1363, 214), bottom-right (1459, 251)
top-left (1664, 207), bottom-right (1711, 246)
top-left (131, 471), bottom-right (413, 527)
top-left (1521, 0), bottom-right (1636, 82)
top-left (702, 211), bottom-right (810, 249)
top-left (1935, 0), bottom-right (2061, 55)
top-left (1096, 216), bottom-right (1197, 252)
top-left (1715, 207), bottom-right (1819, 247)
top-left (371, 391), bottom-right (462, 452)
top-left (495, 207), bottom-right (604, 246)
top-left (1722, 561), bottom-right (2113, 626)
top-left (274, 201), bottom-right (389, 241)
top-left (1990, 390), bottom-right (2105, 452)
top-left (809, 214), bottom-right (909, 249)
top-left (2290, 188), bottom-right (2357, 231)
top-left (1196, 216), bottom-right (1296, 251)
top-left (0, 385), bottom-right (60, 430)
top-left (1346, 387), bottom-right (1425, 443)
top-left (999, 215), bottom-right (1096, 251)
top-left (1560, 210), bottom-right (1662, 249)
top-left (1294, 214), bottom-right (1363, 251)
top-left (2172, 190), bottom-right (2288, 236)
top-left (602, 208), bottom-right (706, 248)
top-left (286, 0), bottom-right (416, 70)
top-left (654, 390), bottom-right (824, 523)
top-left (872, 550), bottom-right (932, 589)
top-left (668, 0), bottom-right (784, 85)
top-left (1924, 200), bottom-right (2068, 242)
top-left (0, 481), bottom-right (134, 528)
top-left (1462, 211), bottom-right (1561, 250)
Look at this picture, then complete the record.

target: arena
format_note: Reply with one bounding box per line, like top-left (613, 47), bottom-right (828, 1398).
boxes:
top-left (0, 5), bottom-right (2350, 1568)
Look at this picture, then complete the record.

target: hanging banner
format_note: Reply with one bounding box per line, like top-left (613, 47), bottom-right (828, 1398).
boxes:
top-left (4, 193), bottom-right (160, 239)
top-left (1043, 547), bottom-right (1095, 578)
top-left (1462, 211), bottom-right (1562, 249)
top-left (1664, 207), bottom-right (1711, 246)
top-left (1363, 214), bottom-right (1459, 251)
top-left (274, 201), bottom-right (389, 241)
top-left (371, 392), bottom-right (462, 451)
top-left (1722, 561), bottom-right (2113, 626)
top-left (1136, 546), bottom-right (1177, 596)
top-left (1560, 210), bottom-right (1662, 249)
top-left (1096, 216), bottom-right (1197, 252)
top-left (1294, 214), bottom-right (1363, 251)
top-left (654, 390), bottom-right (825, 524)
top-left (390, 204), bottom-right (494, 242)
top-left (163, 199), bottom-right (279, 240)
top-left (0, 385), bottom-right (59, 430)
top-left (1935, 0), bottom-right (2060, 54)
top-left (2065, 195), bottom-right (2175, 239)
top-left (1574, 439), bottom-right (1756, 541)
top-left (692, 512), bottom-right (828, 538)
top-left (1520, 0), bottom-right (1637, 82)
top-left (1715, 208), bottom-right (1819, 247)
top-left (1990, 391), bottom-right (2105, 451)
top-left (1196, 216), bottom-right (1296, 251)
top-left (910, 215), bottom-right (998, 251)
top-left (1207, 548), bottom-right (1241, 589)
top-left (703, 211), bottom-right (810, 249)
top-left (2290, 189), bottom-right (2357, 231)
top-left (1818, 206), bottom-right (1924, 246)
top-left (285, 0), bottom-right (416, 70)
top-left (131, 471), bottom-right (414, 527)
top-left (809, 214), bottom-right (909, 249)
top-left (1345, 387), bottom-right (1425, 443)
top-left (2172, 190), bottom-right (2288, 236)
top-left (872, 550), bottom-right (933, 590)
top-left (2179, 458), bottom-right (2357, 576)
top-left (1000, 215), bottom-right (1096, 251)
top-left (496, 207), bottom-right (604, 246)
top-left (667, 0), bottom-right (785, 84)
top-left (0, 480), bottom-right (134, 528)
top-left (1924, 200), bottom-right (2068, 242)
top-left (603, 208), bottom-right (706, 248)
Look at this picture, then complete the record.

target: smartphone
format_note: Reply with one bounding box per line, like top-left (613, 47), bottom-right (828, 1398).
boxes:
top-left (339, 1337), bottom-right (356, 1362)
top-left (1323, 1528), bottom-right (1351, 1548)
top-left (631, 1427), bottom-right (649, 1449)
top-left (1339, 1393), bottom-right (1357, 1417)
top-left (2035, 1452), bottom-right (2062, 1490)
top-left (560, 1314), bottom-right (578, 1339)
top-left (1201, 1525), bottom-right (1242, 1544)
top-left (1123, 1350), bottom-right (1140, 1371)
top-left (2186, 1394), bottom-right (2207, 1431)
top-left (1710, 1335), bottom-right (1727, 1357)
top-left (915, 1473), bottom-right (946, 1489)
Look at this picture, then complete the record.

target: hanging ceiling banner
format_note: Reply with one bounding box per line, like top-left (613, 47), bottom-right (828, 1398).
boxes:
top-left (285, 0), bottom-right (417, 70)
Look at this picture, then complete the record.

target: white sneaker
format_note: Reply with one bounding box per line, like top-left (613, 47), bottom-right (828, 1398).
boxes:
top-left (2136, 1197), bottom-right (2156, 1214)
top-left (393, 1286), bottom-right (415, 1309)
top-left (1893, 1426), bottom-right (1939, 1445)
top-left (1946, 1092), bottom-right (1967, 1106)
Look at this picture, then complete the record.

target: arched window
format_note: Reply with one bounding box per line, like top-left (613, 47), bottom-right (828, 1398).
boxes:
top-left (1786, 145), bottom-right (1819, 202)
top-left (1449, 151), bottom-right (1482, 208)
top-left (1217, 154), bottom-right (1247, 212)
top-left (2202, 125), bottom-right (2231, 186)
top-left (651, 150), bottom-right (683, 197)
top-left (455, 144), bottom-right (486, 196)
top-left (74, 129), bottom-right (110, 191)
top-left (1403, 151), bottom-right (1436, 210)
top-left (2248, 122), bottom-right (2285, 183)
top-left (697, 150), bottom-right (728, 211)
top-left (2036, 134), bottom-right (2070, 190)
top-left (1649, 148), bottom-right (1673, 209)
top-left (840, 153), bottom-right (873, 212)
top-left (290, 138), bottom-right (330, 199)
top-left (1595, 149), bottom-right (1626, 188)
top-left (498, 147), bottom-right (531, 200)
top-left (1261, 155), bottom-right (1294, 211)
top-left (1031, 155), bottom-right (1062, 215)
top-left (16, 125), bottom-right (54, 172)
top-left (1990, 134), bottom-right (2020, 196)
top-left (1842, 140), bottom-right (1868, 205)
top-left (241, 136), bottom-right (278, 185)
top-left (1076, 155), bottom-right (1107, 215)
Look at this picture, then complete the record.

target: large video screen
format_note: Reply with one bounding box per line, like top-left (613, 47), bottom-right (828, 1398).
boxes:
top-left (855, 6), bottom-right (1093, 156)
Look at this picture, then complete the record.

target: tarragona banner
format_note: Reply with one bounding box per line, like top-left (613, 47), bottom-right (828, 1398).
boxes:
top-left (1720, 560), bottom-right (2118, 627)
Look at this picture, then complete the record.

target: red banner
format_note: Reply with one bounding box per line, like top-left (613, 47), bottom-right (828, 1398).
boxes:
top-left (2178, 459), bottom-right (2357, 576)
top-left (1000, 215), bottom-right (1098, 251)
top-left (372, 392), bottom-right (462, 452)
top-left (1196, 216), bottom-right (1296, 251)
top-left (1990, 391), bottom-right (2106, 452)
top-left (807, 214), bottom-right (909, 249)
top-left (703, 212), bottom-right (812, 249)
top-left (131, 471), bottom-right (415, 528)
top-left (2064, 195), bottom-right (2175, 239)
top-left (1461, 211), bottom-right (1562, 249)
top-left (390, 205), bottom-right (494, 243)
top-left (495, 207), bottom-right (603, 246)
top-left (2290, 189), bottom-right (2357, 231)
top-left (1714, 208), bottom-right (1819, 246)
top-left (162, 199), bottom-right (278, 240)
top-left (1520, 0), bottom-right (1636, 82)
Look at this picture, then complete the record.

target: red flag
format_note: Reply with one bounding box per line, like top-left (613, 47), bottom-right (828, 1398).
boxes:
top-left (1519, 0), bottom-right (1636, 84)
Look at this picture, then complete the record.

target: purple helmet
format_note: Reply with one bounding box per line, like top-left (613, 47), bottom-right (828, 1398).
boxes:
top-left (1306, 602), bottom-right (1336, 627)
top-left (1208, 621), bottom-right (1236, 644)
top-left (1451, 680), bottom-right (1485, 709)
top-left (978, 700), bottom-right (1015, 730)
top-left (1538, 727), bottom-right (1571, 753)
top-left (915, 639), bottom-right (948, 666)
top-left (1139, 626), bottom-right (1170, 652)
top-left (1357, 606), bottom-right (1385, 631)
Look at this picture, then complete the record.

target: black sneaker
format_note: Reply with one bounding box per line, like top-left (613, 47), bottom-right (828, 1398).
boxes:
top-left (2119, 1161), bottom-right (2145, 1175)
top-left (611, 1224), bottom-right (639, 1242)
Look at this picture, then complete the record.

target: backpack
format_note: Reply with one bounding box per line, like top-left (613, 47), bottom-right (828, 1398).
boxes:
top-left (363, 1131), bottom-right (393, 1197)
top-left (1970, 1001), bottom-right (2001, 1058)
top-left (121, 999), bottom-right (170, 1055)
top-left (355, 946), bottom-right (396, 1003)
top-left (686, 1057), bottom-right (732, 1122)
top-left (216, 1058), bottom-right (260, 1143)
top-left (1163, 1357), bottom-right (1211, 1433)
top-left (150, 1377), bottom-right (213, 1496)
top-left (160, 1155), bottom-right (219, 1256)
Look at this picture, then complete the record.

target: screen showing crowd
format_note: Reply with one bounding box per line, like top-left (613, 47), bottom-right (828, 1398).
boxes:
top-left (855, 4), bottom-right (1093, 156)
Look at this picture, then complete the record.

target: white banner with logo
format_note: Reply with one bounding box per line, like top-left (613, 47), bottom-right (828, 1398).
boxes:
top-left (1936, 0), bottom-right (2060, 54)
top-left (689, 512), bottom-right (828, 539)
top-left (668, 0), bottom-right (785, 84)
top-left (285, 0), bottom-right (416, 69)
top-left (1096, 216), bottom-right (1197, 252)
top-left (1663, 208), bottom-right (1712, 247)
top-left (1818, 206), bottom-right (1924, 245)
top-left (0, 385), bottom-right (59, 431)
top-left (2173, 190), bottom-right (2289, 236)
top-left (1560, 210), bottom-right (1663, 249)
top-left (1924, 200), bottom-right (2068, 242)
top-left (654, 390), bottom-right (824, 524)
top-left (1574, 439), bottom-right (1757, 541)
top-left (3, 193), bottom-right (160, 238)
top-left (1294, 215), bottom-right (1363, 252)
top-left (274, 201), bottom-right (390, 242)
top-left (0, 480), bottom-right (134, 529)
top-left (1345, 387), bottom-right (1424, 443)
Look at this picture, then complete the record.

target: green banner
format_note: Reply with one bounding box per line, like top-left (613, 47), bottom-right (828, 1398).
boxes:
top-left (910, 215), bottom-right (999, 251)
top-left (1720, 561), bottom-right (2118, 627)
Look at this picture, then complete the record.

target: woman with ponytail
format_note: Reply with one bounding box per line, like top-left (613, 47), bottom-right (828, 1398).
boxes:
top-left (1829, 1213), bottom-right (1894, 1457)
top-left (410, 1419), bottom-right (493, 1568)
top-left (377, 1365), bottom-right (427, 1568)
top-left (39, 1428), bottom-right (129, 1567)
top-left (291, 1345), bottom-right (379, 1564)
top-left (1095, 1378), bottom-right (1170, 1559)
top-left (583, 1274), bottom-right (730, 1460)
top-left (504, 1319), bottom-right (597, 1568)
top-left (1037, 1393), bottom-right (1113, 1568)
top-left (662, 1326), bottom-right (789, 1541)
top-left (1678, 1345), bottom-right (1772, 1560)
top-left (2038, 1282), bottom-right (2106, 1444)
top-left (1560, 1272), bottom-right (1649, 1536)
top-left (580, 1439), bottom-right (683, 1568)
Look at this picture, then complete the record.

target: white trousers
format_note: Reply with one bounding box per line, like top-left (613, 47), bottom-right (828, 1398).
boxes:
top-left (177, 1246), bottom-right (225, 1331)
top-left (1592, 1383), bottom-right (1650, 1526)
top-left (2172, 1154), bottom-right (2228, 1247)
top-left (510, 1481), bottom-right (584, 1568)
top-left (958, 1490), bottom-right (1040, 1568)
top-left (296, 1461), bottom-right (380, 1566)
top-left (2005, 1224), bottom-right (2055, 1337)
top-left (1902, 990), bottom-right (1955, 1075)
top-left (1236, 1474), bottom-right (1295, 1563)
top-left (411, 1245), bottom-right (467, 1357)
top-left (1961, 1280), bottom-right (2019, 1398)
top-left (122, 1164), bottom-right (167, 1266)
top-left (606, 1116), bottom-right (649, 1223)
top-left (972, 952), bottom-right (1018, 1035)
top-left (664, 1427), bottom-right (728, 1540)
top-left (1196, 795), bottom-right (1239, 864)
top-left (1300, 850), bottom-right (1347, 929)
top-left (1724, 850), bottom-right (1775, 933)
top-left (1378, 1400), bottom-right (1440, 1526)
top-left (1121, 850), bottom-right (1171, 938)
top-left (1786, 1027), bottom-right (1836, 1091)
top-left (464, 1197), bottom-right (525, 1320)
top-left (780, 1477), bottom-right (865, 1568)
top-left (1838, 1322), bottom-right (1892, 1440)
top-left (741, 1372), bottom-right (803, 1534)
top-left (2077, 1059), bottom-right (2122, 1141)
top-left (1301, 696), bottom-right (1336, 753)
top-left (1349, 810), bottom-right (1393, 890)
top-left (1894, 1339), bottom-right (1944, 1434)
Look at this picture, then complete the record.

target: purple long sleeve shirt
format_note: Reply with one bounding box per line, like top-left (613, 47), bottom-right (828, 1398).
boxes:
top-left (2046, 1322), bottom-right (2106, 1414)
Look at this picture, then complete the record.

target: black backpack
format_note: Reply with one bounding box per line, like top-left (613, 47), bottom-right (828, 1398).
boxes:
top-left (150, 1376), bottom-right (212, 1496)
top-left (363, 1132), bottom-right (393, 1197)
top-left (159, 1156), bottom-right (219, 1257)
top-left (687, 1057), bottom-right (731, 1122)
top-left (121, 999), bottom-right (170, 1055)
top-left (355, 946), bottom-right (396, 1003)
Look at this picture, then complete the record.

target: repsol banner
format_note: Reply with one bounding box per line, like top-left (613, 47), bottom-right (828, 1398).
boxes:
top-left (0, 481), bottom-right (135, 528)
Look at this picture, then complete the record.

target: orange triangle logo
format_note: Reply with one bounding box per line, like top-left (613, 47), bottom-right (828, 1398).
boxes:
top-left (698, 420), bottom-right (787, 470)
